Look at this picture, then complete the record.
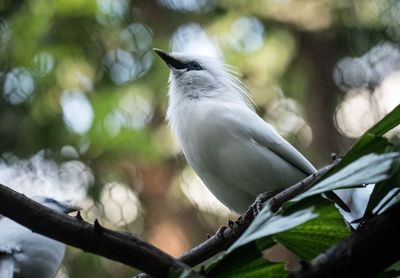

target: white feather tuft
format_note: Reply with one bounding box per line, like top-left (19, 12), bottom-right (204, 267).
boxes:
top-left (222, 63), bottom-right (256, 111)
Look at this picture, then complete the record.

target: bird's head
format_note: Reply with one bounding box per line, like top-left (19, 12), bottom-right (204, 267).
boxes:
top-left (154, 48), bottom-right (254, 108)
top-left (32, 196), bottom-right (81, 214)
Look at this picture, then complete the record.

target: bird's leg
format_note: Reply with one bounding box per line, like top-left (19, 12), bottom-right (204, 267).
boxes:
top-left (252, 191), bottom-right (279, 216)
top-left (215, 191), bottom-right (279, 239)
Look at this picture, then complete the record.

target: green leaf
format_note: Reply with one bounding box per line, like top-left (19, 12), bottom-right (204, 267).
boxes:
top-left (376, 270), bottom-right (400, 278)
top-left (339, 136), bottom-right (389, 168)
top-left (367, 105), bottom-right (400, 136)
top-left (213, 259), bottom-right (287, 278)
top-left (208, 258), bottom-right (287, 278)
top-left (229, 206), bottom-right (318, 251)
top-left (169, 268), bottom-right (200, 278)
top-left (364, 180), bottom-right (396, 215)
top-left (377, 260), bottom-right (400, 278)
top-left (292, 152), bottom-right (400, 202)
top-left (273, 201), bottom-right (349, 261)
top-left (372, 188), bottom-right (400, 215)
top-left (205, 240), bottom-right (280, 277)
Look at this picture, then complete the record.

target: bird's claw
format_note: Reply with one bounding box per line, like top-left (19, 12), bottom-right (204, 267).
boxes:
top-left (216, 219), bottom-right (236, 239)
top-left (252, 191), bottom-right (278, 217)
top-left (216, 226), bottom-right (227, 239)
top-left (234, 216), bottom-right (243, 226)
top-left (251, 202), bottom-right (262, 217)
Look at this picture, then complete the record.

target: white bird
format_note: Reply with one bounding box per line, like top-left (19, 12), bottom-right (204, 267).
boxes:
top-left (0, 196), bottom-right (80, 278)
top-left (154, 49), bottom-right (349, 214)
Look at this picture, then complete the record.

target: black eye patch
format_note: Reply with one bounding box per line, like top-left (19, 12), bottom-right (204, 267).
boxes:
top-left (187, 61), bottom-right (203, 71)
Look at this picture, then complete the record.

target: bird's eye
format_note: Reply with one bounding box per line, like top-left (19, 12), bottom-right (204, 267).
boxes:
top-left (187, 62), bottom-right (202, 71)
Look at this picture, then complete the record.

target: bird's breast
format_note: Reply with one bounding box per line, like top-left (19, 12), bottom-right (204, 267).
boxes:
top-left (170, 102), bottom-right (243, 179)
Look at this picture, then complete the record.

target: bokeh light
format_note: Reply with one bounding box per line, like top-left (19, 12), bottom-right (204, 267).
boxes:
top-left (56, 59), bottom-right (94, 92)
top-left (377, 72), bottom-right (400, 113)
top-left (228, 16), bottom-right (265, 53)
top-left (100, 182), bottom-right (141, 226)
top-left (334, 42), bottom-right (400, 138)
top-left (32, 52), bottom-right (55, 77)
top-left (335, 89), bottom-right (376, 138)
top-left (0, 152), bottom-right (92, 203)
top-left (267, 97), bottom-right (313, 147)
top-left (170, 23), bottom-right (221, 57)
top-left (3, 68), bottom-right (35, 105)
top-left (334, 42), bottom-right (400, 91)
top-left (104, 49), bottom-right (139, 85)
top-left (60, 90), bottom-right (94, 134)
top-left (97, 0), bottom-right (129, 25)
top-left (158, 0), bottom-right (216, 13)
top-left (120, 23), bottom-right (153, 53)
top-left (103, 92), bottom-right (153, 136)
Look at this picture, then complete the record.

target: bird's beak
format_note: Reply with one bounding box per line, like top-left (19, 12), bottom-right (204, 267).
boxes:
top-left (153, 48), bottom-right (186, 70)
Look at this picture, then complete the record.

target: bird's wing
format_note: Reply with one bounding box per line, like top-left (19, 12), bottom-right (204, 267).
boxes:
top-left (241, 113), bottom-right (316, 175)
top-left (240, 111), bottom-right (350, 211)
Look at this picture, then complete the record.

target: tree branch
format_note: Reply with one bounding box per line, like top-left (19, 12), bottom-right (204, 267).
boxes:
top-left (0, 183), bottom-right (196, 278)
top-left (0, 159), bottom-right (340, 278)
top-left (269, 162), bottom-right (337, 212)
top-left (177, 160), bottom-right (339, 267)
top-left (293, 201), bottom-right (400, 277)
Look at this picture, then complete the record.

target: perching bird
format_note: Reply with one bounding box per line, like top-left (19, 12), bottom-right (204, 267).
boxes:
top-left (0, 196), bottom-right (80, 278)
top-left (154, 49), bottom-right (349, 214)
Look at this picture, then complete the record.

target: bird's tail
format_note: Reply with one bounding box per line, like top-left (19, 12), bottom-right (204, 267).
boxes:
top-left (0, 256), bottom-right (15, 278)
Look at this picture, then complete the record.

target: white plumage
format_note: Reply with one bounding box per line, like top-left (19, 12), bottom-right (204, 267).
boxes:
top-left (155, 49), bottom-right (346, 214)
top-left (0, 196), bottom-right (80, 278)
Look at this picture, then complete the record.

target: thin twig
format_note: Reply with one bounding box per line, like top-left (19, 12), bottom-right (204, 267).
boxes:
top-left (269, 162), bottom-right (338, 212)
top-left (0, 184), bottom-right (198, 278)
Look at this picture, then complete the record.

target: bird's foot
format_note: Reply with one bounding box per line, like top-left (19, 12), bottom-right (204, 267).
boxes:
top-left (216, 225), bottom-right (227, 239)
top-left (216, 220), bottom-right (236, 239)
top-left (252, 191), bottom-right (279, 216)
top-left (234, 215), bottom-right (243, 226)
